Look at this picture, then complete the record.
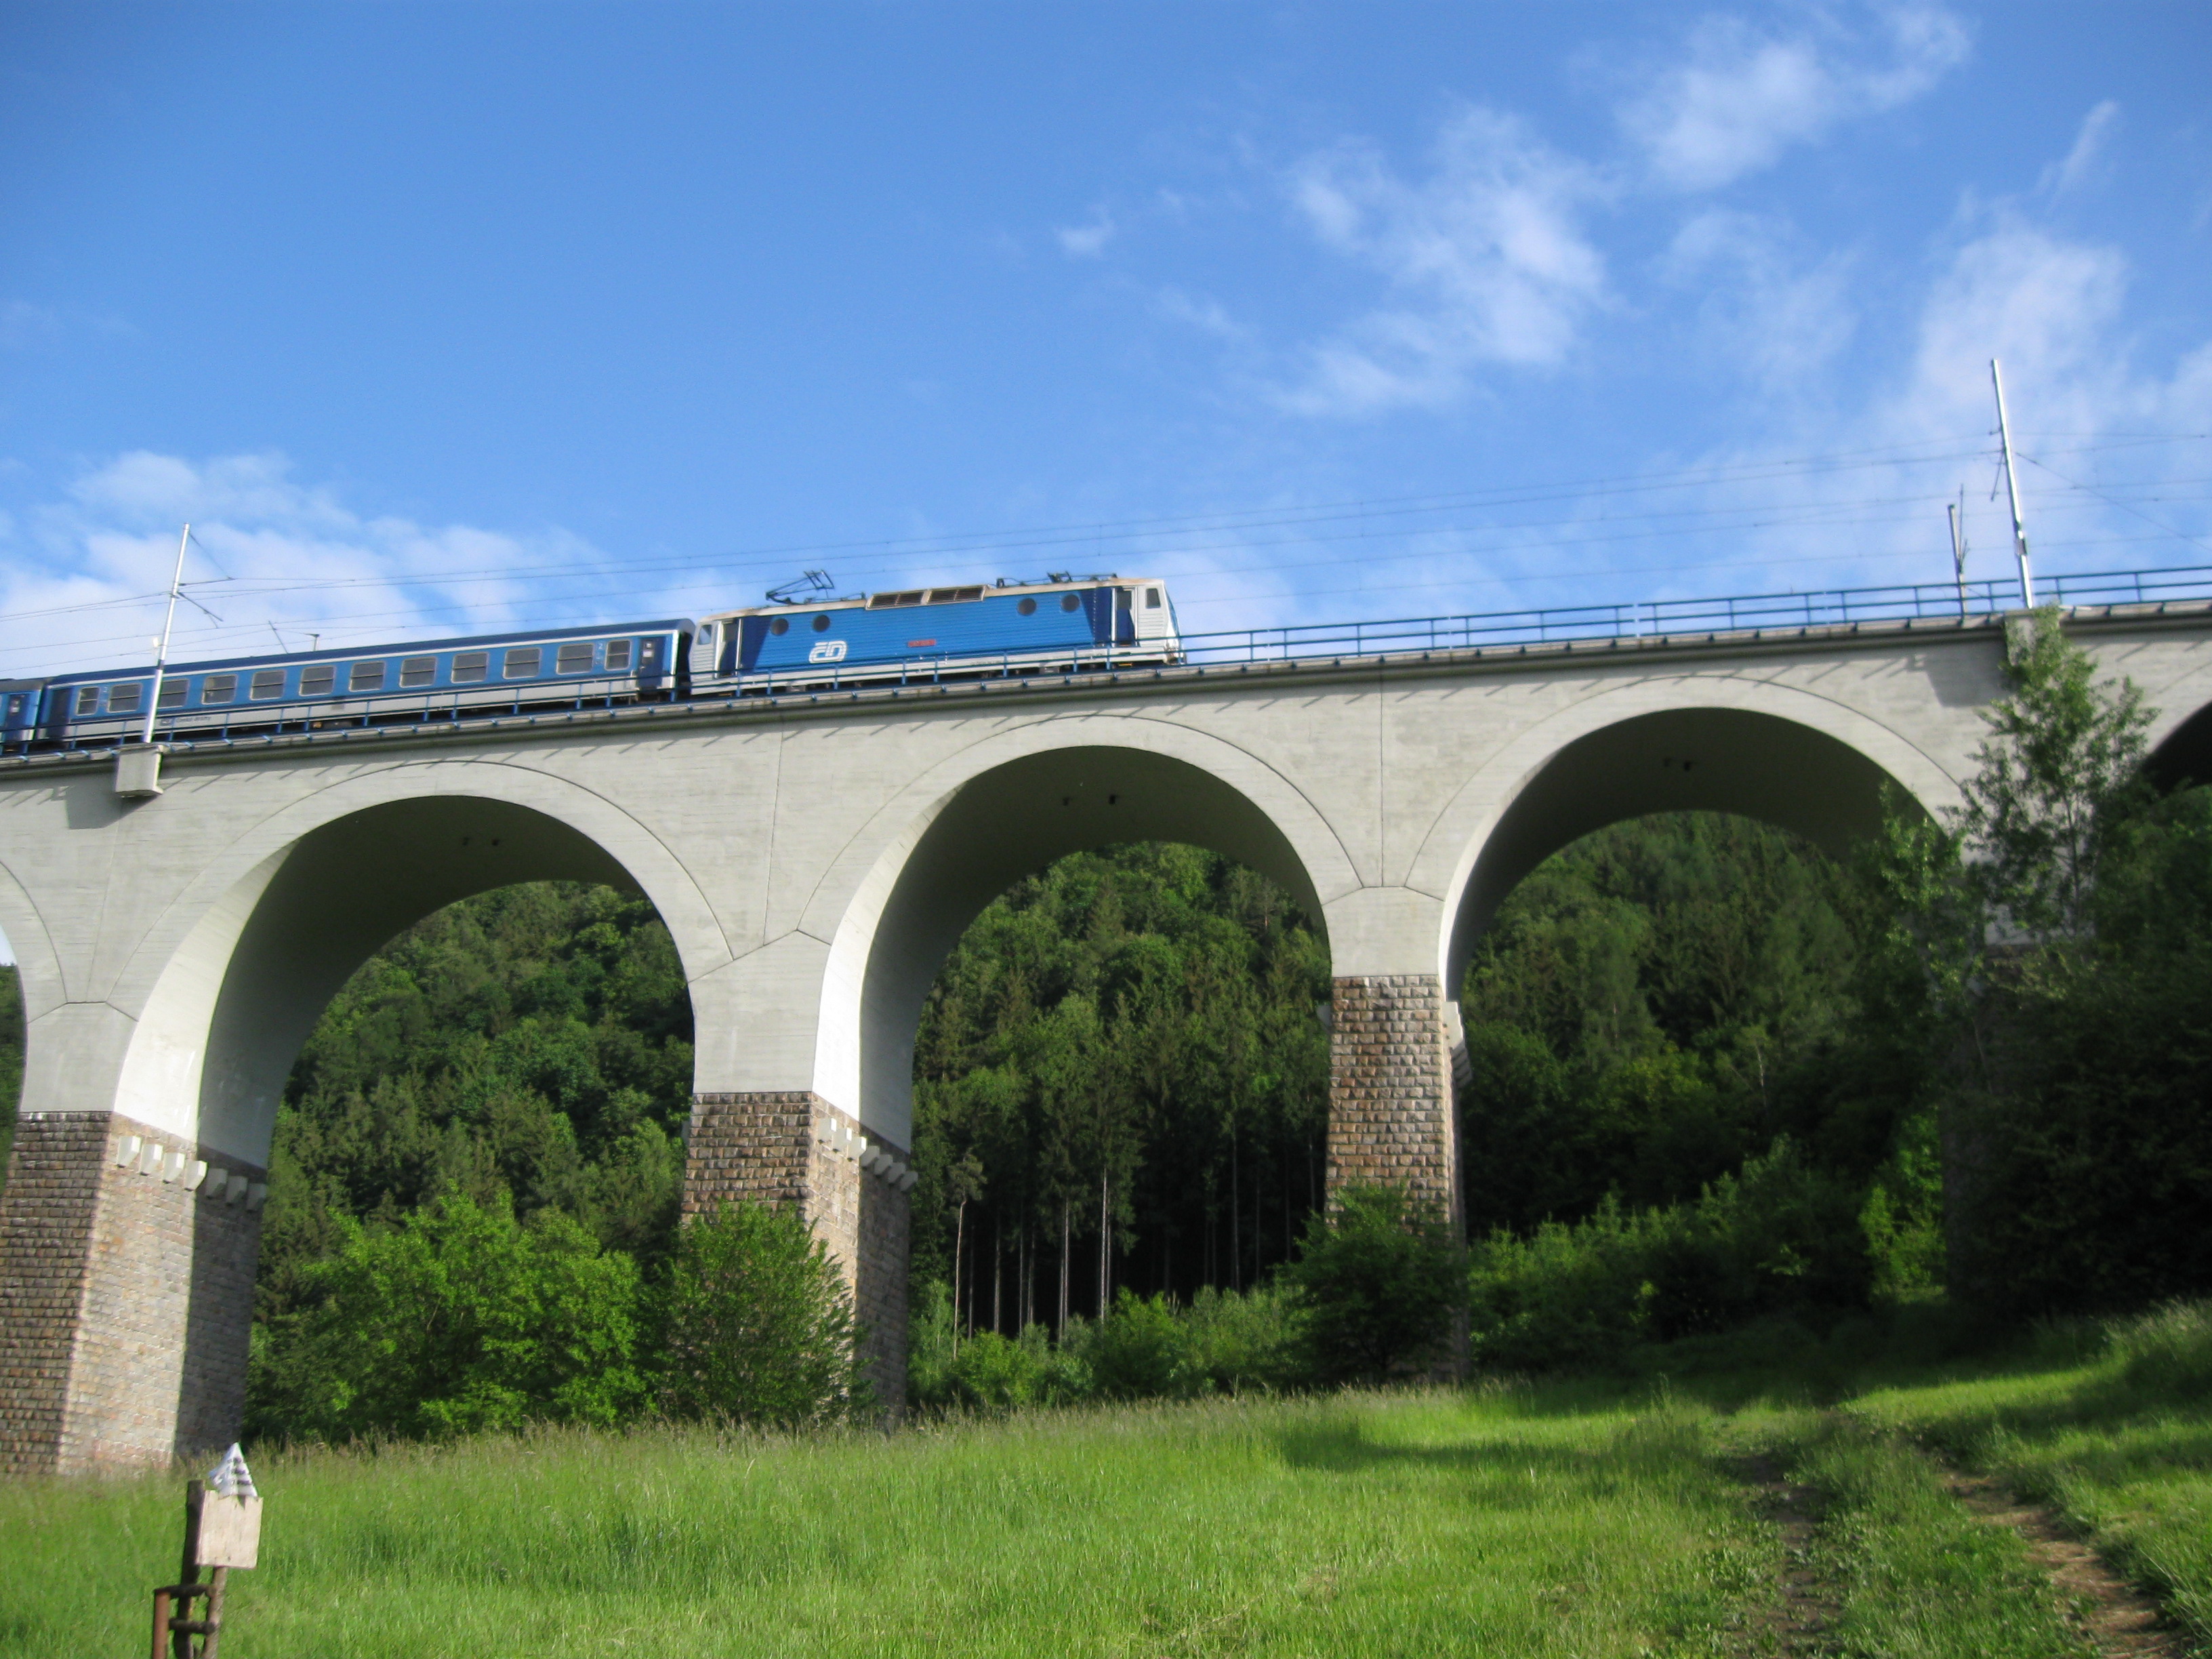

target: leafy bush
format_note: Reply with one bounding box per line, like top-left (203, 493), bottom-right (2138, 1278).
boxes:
top-left (1468, 1141), bottom-right (1872, 1373)
top-left (909, 1282), bottom-right (1292, 1412)
top-left (1283, 1186), bottom-right (1465, 1383)
top-left (246, 1193), bottom-right (646, 1441)
top-left (661, 1200), bottom-right (869, 1427)
top-left (1181, 1282), bottom-right (1301, 1393)
top-left (1088, 1292), bottom-right (1208, 1399)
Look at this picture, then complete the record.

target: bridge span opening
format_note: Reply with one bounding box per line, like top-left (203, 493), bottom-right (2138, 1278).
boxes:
top-left (908, 840), bottom-right (1330, 1345)
top-left (0, 790), bottom-right (703, 1472)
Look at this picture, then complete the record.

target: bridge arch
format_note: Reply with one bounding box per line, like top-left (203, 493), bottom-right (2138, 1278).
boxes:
top-left (1414, 677), bottom-right (1959, 995)
top-left (109, 758), bottom-right (727, 1166)
top-left (809, 718), bottom-right (1352, 1149)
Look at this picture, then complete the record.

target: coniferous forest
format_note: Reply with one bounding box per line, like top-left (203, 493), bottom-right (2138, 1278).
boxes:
top-left (3, 617), bottom-right (2209, 1436)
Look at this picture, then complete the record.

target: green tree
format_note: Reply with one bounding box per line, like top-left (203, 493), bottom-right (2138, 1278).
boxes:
top-left (1284, 1186), bottom-right (1465, 1384)
top-left (661, 1200), bottom-right (870, 1427)
top-left (245, 1193), bottom-right (647, 1441)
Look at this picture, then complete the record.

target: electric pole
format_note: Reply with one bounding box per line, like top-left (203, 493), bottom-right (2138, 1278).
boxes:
top-left (1991, 359), bottom-right (2034, 607)
top-left (1948, 489), bottom-right (1969, 618)
top-left (141, 524), bottom-right (189, 747)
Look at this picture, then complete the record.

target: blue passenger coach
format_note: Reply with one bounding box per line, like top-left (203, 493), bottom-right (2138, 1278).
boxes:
top-left (1, 680), bottom-right (47, 752)
top-left (690, 576), bottom-right (1180, 690)
top-left (30, 620), bottom-right (691, 750)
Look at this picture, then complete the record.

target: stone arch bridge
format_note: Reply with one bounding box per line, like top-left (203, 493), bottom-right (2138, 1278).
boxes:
top-left (5, 602), bottom-right (2212, 1473)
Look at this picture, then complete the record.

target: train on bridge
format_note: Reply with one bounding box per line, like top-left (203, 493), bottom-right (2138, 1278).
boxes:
top-left (0, 573), bottom-right (1182, 752)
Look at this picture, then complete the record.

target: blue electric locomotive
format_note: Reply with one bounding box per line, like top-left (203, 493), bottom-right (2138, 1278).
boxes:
top-left (2, 573), bottom-right (1183, 755)
top-left (24, 620), bottom-right (691, 750)
top-left (691, 575), bottom-right (1181, 690)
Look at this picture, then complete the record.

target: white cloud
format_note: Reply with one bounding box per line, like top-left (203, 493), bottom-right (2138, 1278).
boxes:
top-left (1276, 107), bottom-right (1607, 416)
top-left (1664, 209), bottom-right (1858, 387)
top-left (2039, 100), bottom-right (2121, 198)
top-left (1151, 286), bottom-right (1246, 341)
top-left (1056, 207), bottom-right (1117, 259)
top-left (1620, 5), bottom-right (1970, 192)
top-left (0, 452), bottom-right (606, 678)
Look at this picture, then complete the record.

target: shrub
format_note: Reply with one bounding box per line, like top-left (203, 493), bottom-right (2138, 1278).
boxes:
top-left (1283, 1185), bottom-right (1465, 1384)
top-left (907, 1279), bottom-right (958, 1408)
top-left (661, 1200), bottom-right (869, 1427)
top-left (1090, 1292), bottom-right (1207, 1399)
top-left (1468, 1140), bottom-right (1872, 1374)
top-left (246, 1193), bottom-right (646, 1442)
top-left (948, 1331), bottom-right (1042, 1411)
top-left (1182, 1283), bottom-right (1302, 1393)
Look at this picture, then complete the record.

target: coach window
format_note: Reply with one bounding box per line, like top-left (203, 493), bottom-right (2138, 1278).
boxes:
top-left (349, 661), bottom-right (386, 693)
top-left (1017, 597), bottom-right (1038, 616)
top-left (811, 614), bottom-right (832, 632)
top-left (1061, 592), bottom-right (1081, 612)
top-left (399, 655), bottom-right (436, 687)
top-left (300, 665), bottom-right (336, 697)
top-left (504, 647), bottom-right (542, 679)
top-left (107, 683), bottom-right (142, 715)
top-left (452, 652), bottom-right (490, 684)
top-left (604, 639), bottom-right (633, 670)
top-left (157, 680), bottom-right (186, 708)
top-left (73, 687), bottom-right (100, 716)
top-left (202, 674), bottom-right (237, 704)
top-left (249, 670), bottom-right (286, 700)
top-left (556, 642), bottom-right (595, 674)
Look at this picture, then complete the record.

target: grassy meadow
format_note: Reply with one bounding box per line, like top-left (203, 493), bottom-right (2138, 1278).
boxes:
top-left (12, 1307), bottom-right (2212, 1659)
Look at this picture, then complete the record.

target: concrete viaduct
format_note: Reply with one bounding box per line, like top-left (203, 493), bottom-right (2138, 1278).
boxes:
top-left (5, 601), bottom-right (2212, 1473)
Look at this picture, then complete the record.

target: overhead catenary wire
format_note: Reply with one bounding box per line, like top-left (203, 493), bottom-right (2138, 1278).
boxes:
top-left (2, 428), bottom-right (2205, 674)
top-left (5, 430), bottom-right (2199, 633)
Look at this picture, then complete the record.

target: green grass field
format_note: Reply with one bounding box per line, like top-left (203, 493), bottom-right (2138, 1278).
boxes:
top-left (6, 1309), bottom-right (2209, 1658)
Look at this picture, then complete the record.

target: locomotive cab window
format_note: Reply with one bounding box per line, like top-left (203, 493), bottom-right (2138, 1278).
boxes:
top-left (452, 653), bottom-right (489, 684)
top-left (107, 683), bottom-right (142, 715)
top-left (604, 638), bottom-right (633, 670)
top-left (503, 647), bottom-right (541, 679)
top-left (300, 665), bottom-right (336, 697)
top-left (1145, 588), bottom-right (1161, 608)
top-left (555, 642), bottom-right (595, 674)
top-left (249, 670), bottom-right (285, 700)
top-left (202, 674), bottom-right (237, 704)
top-left (399, 656), bottom-right (435, 687)
top-left (348, 661), bottom-right (386, 693)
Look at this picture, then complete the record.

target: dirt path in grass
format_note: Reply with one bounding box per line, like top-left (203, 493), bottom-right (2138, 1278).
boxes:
top-left (1938, 1470), bottom-right (2190, 1658)
top-left (1734, 1453), bottom-right (1845, 1656)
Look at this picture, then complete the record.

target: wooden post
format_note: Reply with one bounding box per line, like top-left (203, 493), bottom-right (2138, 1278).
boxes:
top-left (151, 1465), bottom-right (256, 1658)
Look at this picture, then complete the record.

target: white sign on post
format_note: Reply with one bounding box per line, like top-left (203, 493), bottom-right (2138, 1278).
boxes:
top-left (194, 1444), bottom-right (262, 1570)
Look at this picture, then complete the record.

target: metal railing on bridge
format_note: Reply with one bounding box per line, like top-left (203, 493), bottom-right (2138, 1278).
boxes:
top-left (1166, 563), bottom-right (2212, 669)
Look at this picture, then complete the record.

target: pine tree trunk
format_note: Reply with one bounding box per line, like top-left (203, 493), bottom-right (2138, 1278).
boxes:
top-left (953, 1200), bottom-right (966, 1348)
top-left (1057, 1199), bottom-right (1071, 1336)
top-left (1230, 1124), bottom-right (1242, 1291)
top-left (1098, 1172), bottom-right (1109, 1316)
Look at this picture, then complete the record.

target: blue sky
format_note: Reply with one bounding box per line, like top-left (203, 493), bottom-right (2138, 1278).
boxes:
top-left (2, 1), bottom-right (2209, 676)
